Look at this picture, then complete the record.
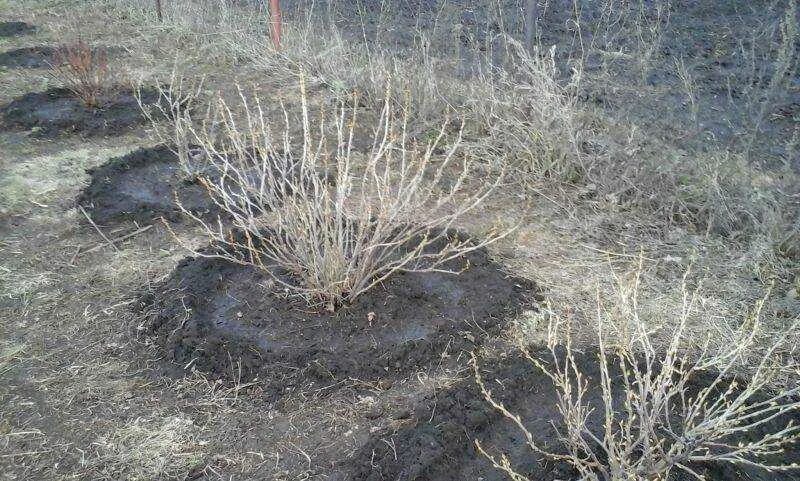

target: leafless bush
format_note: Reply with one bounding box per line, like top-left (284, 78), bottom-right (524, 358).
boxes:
top-left (742, 0), bottom-right (798, 158)
top-left (48, 40), bottom-right (110, 108)
top-left (169, 77), bottom-right (508, 309)
top-left (135, 71), bottom-right (206, 171)
top-left (469, 38), bottom-right (584, 182)
top-left (476, 272), bottom-right (800, 480)
top-left (228, 16), bottom-right (584, 181)
top-left (572, 0), bottom-right (671, 81)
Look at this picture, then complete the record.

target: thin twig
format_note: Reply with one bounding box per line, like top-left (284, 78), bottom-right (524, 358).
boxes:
top-left (580, 243), bottom-right (656, 261)
top-left (79, 225), bottom-right (153, 256)
top-left (69, 246), bottom-right (81, 266)
top-left (79, 205), bottom-right (120, 252)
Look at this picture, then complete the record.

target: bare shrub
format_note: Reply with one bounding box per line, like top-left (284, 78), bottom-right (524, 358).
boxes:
top-left (169, 78), bottom-right (508, 309)
top-left (469, 39), bottom-right (584, 182)
top-left (48, 40), bottom-right (110, 108)
top-left (227, 16), bottom-right (585, 182)
top-left (476, 273), bottom-right (800, 480)
top-left (741, 0), bottom-right (798, 158)
top-left (135, 71), bottom-right (206, 171)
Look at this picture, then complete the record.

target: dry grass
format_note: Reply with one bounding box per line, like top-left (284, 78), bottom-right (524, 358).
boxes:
top-left (90, 415), bottom-right (201, 480)
top-left (2, 1), bottom-right (800, 480)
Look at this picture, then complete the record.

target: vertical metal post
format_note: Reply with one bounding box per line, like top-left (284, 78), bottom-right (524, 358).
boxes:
top-left (524, 0), bottom-right (539, 51)
top-left (269, 0), bottom-right (282, 49)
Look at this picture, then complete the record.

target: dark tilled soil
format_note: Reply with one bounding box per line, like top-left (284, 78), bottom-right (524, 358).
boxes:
top-left (0, 45), bottom-right (123, 69)
top-left (339, 351), bottom-right (588, 481)
top-left (0, 87), bottom-right (158, 138)
top-left (0, 21), bottom-right (36, 37)
top-left (144, 246), bottom-right (538, 395)
top-left (341, 352), bottom-right (800, 481)
top-left (0, 46), bottom-right (56, 69)
top-left (77, 145), bottom-right (218, 225)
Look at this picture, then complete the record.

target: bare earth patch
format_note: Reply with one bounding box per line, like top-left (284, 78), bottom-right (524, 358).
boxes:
top-left (342, 352), bottom-right (800, 481)
top-left (144, 246), bottom-right (538, 395)
top-left (0, 21), bottom-right (36, 37)
top-left (0, 87), bottom-right (158, 138)
top-left (77, 145), bottom-right (218, 225)
top-left (0, 46), bottom-right (56, 69)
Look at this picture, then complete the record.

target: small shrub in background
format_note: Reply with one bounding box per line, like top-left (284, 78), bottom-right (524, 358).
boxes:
top-left (48, 40), bottom-right (110, 108)
top-left (226, 20), bottom-right (585, 182)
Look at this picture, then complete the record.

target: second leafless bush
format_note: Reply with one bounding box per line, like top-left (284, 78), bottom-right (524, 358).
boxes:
top-left (476, 271), bottom-right (800, 481)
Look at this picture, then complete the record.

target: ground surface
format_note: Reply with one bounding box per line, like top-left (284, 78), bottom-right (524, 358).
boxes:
top-left (78, 145), bottom-right (217, 224)
top-left (0, 87), bottom-right (157, 138)
top-left (0, 46), bottom-right (56, 69)
top-left (146, 245), bottom-right (537, 393)
top-left (1, 1), bottom-right (799, 481)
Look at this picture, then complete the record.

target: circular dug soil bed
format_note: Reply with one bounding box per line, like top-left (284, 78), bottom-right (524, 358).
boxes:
top-left (144, 245), bottom-right (537, 394)
top-left (0, 21), bottom-right (36, 37)
top-left (0, 45), bottom-right (123, 69)
top-left (0, 87), bottom-right (158, 138)
top-left (0, 46), bottom-right (56, 69)
top-left (77, 145), bottom-right (219, 224)
top-left (341, 352), bottom-right (800, 481)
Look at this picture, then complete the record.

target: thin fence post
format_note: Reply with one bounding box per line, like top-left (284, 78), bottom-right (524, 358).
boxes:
top-left (269, 0), bottom-right (282, 49)
top-left (155, 0), bottom-right (163, 22)
top-left (524, 0), bottom-right (539, 51)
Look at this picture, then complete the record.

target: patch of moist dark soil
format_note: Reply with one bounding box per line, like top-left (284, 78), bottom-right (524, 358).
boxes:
top-left (0, 87), bottom-right (158, 138)
top-left (0, 21), bottom-right (36, 37)
top-left (341, 353), bottom-right (800, 481)
top-left (0, 45), bottom-right (123, 69)
top-left (77, 145), bottom-right (219, 225)
top-left (339, 351), bottom-right (586, 481)
top-left (0, 46), bottom-right (56, 69)
top-left (144, 244), bottom-right (538, 396)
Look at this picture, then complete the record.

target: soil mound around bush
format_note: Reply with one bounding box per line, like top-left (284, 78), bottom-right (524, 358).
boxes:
top-left (0, 87), bottom-right (158, 138)
top-left (144, 245), bottom-right (538, 395)
top-left (0, 21), bottom-right (36, 37)
top-left (0, 46), bottom-right (56, 69)
top-left (77, 145), bottom-right (219, 225)
top-left (342, 352), bottom-right (800, 481)
top-left (0, 45), bottom-right (123, 69)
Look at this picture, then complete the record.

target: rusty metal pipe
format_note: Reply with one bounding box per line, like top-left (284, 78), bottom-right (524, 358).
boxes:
top-left (269, 0), bottom-right (282, 49)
